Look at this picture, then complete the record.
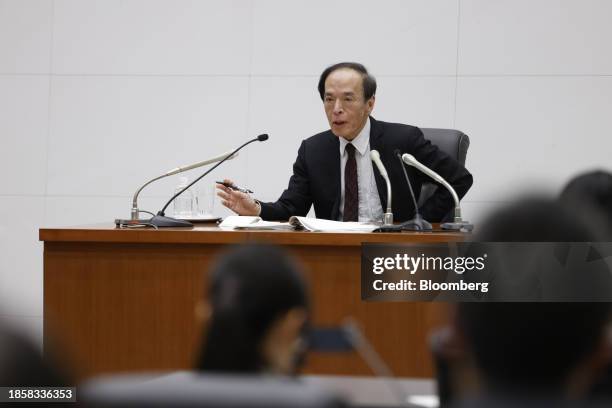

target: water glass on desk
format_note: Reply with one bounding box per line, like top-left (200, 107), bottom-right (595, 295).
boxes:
top-left (197, 184), bottom-right (215, 217)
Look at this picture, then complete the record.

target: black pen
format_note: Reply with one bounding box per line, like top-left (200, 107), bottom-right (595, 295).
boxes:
top-left (215, 181), bottom-right (254, 194)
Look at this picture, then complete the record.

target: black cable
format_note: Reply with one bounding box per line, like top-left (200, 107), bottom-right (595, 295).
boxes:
top-left (395, 150), bottom-right (420, 217)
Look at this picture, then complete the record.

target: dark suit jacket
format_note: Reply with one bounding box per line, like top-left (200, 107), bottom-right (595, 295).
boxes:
top-left (260, 117), bottom-right (473, 222)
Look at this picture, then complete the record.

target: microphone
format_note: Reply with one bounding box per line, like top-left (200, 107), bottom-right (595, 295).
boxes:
top-left (401, 153), bottom-right (473, 232)
top-left (394, 149), bottom-right (432, 231)
top-left (164, 151), bottom-right (239, 177)
top-left (115, 134), bottom-right (268, 228)
top-left (152, 134), bottom-right (269, 227)
top-left (370, 150), bottom-right (393, 226)
top-left (131, 152), bottom-right (239, 221)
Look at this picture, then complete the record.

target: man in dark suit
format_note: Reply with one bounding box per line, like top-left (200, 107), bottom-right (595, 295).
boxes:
top-left (217, 62), bottom-right (473, 222)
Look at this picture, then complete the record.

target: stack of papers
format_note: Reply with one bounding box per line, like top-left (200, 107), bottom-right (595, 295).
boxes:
top-left (219, 216), bottom-right (380, 233)
top-left (218, 216), bottom-right (292, 231)
top-left (290, 217), bottom-right (380, 232)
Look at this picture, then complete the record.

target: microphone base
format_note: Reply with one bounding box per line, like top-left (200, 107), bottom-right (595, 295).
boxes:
top-left (150, 215), bottom-right (194, 228)
top-left (400, 214), bottom-right (432, 231)
top-left (373, 224), bottom-right (405, 233)
top-left (115, 215), bottom-right (194, 228)
top-left (373, 215), bottom-right (433, 233)
top-left (441, 220), bottom-right (474, 232)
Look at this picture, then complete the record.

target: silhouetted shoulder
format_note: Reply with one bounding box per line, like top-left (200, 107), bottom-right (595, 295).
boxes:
top-left (373, 121), bottom-right (423, 138)
top-left (370, 119), bottom-right (424, 149)
top-left (302, 129), bottom-right (338, 148)
top-left (376, 120), bottom-right (422, 134)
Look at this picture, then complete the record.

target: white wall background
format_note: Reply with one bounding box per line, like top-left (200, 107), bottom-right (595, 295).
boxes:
top-left (1, 0), bottom-right (612, 345)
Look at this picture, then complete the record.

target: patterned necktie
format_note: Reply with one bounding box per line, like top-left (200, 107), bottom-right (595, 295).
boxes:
top-left (343, 143), bottom-right (358, 221)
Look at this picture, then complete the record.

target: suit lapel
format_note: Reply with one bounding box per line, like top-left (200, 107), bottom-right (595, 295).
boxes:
top-left (369, 117), bottom-right (388, 209)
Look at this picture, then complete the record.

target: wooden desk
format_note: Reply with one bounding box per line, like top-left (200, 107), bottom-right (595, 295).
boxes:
top-left (39, 225), bottom-right (461, 380)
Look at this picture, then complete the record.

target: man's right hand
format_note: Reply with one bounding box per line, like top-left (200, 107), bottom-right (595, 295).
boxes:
top-left (216, 179), bottom-right (261, 216)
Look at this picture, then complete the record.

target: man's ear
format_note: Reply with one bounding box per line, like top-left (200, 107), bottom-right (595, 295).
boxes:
top-left (366, 96), bottom-right (375, 115)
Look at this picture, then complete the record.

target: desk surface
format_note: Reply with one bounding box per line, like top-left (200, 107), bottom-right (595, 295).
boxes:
top-left (39, 223), bottom-right (465, 245)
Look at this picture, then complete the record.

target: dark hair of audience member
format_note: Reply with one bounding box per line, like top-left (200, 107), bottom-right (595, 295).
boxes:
top-left (560, 170), bottom-right (612, 238)
top-left (196, 244), bottom-right (310, 374)
top-left (458, 198), bottom-right (612, 394)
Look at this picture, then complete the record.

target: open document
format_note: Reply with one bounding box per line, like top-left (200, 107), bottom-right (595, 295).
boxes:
top-left (219, 216), bottom-right (380, 232)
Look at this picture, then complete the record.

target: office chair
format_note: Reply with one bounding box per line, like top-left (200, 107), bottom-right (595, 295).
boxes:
top-left (417, 128), bottom-right (470, 208)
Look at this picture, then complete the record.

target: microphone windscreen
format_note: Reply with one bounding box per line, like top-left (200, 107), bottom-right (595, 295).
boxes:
top-left (370, 149), bottom-right (380, 161)
top-left (257, 134), bottom-right (269, 141)
top-left (402, 153), bottom-right (417, 165)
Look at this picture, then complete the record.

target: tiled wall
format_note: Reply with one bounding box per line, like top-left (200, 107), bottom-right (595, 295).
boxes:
top-left (1, 0), bottom-right (611, 346)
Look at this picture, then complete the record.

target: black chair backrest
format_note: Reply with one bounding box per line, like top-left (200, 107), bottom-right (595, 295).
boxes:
top-left (417, 128), bottom-right (470, 207)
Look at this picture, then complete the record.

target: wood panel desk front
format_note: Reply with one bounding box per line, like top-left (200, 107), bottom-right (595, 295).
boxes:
top-left (39, 225), bottom-right (462, 380)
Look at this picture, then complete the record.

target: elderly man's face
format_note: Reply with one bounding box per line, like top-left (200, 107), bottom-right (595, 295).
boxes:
top-left (323, 68), bottom-right (375, 141)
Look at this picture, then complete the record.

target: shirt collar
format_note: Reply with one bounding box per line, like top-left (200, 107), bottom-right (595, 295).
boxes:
top-left (339, 118), bottom-right (370, 157)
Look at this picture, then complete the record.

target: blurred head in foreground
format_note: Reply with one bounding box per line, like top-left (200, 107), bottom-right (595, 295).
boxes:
top-left (0, 327), bottom-right (69, 388)
top-left (451, 198), bottom-right (612, 399)
top-left (196, 244), bottom-right (310, 375)
top-left (476, 196), bottom-right (605, 243)
top-left (560, 170), bottom-right (612, 238)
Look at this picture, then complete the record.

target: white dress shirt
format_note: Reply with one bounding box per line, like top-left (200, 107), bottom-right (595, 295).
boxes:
top-left (338, 118), bottom-right (384, 223)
